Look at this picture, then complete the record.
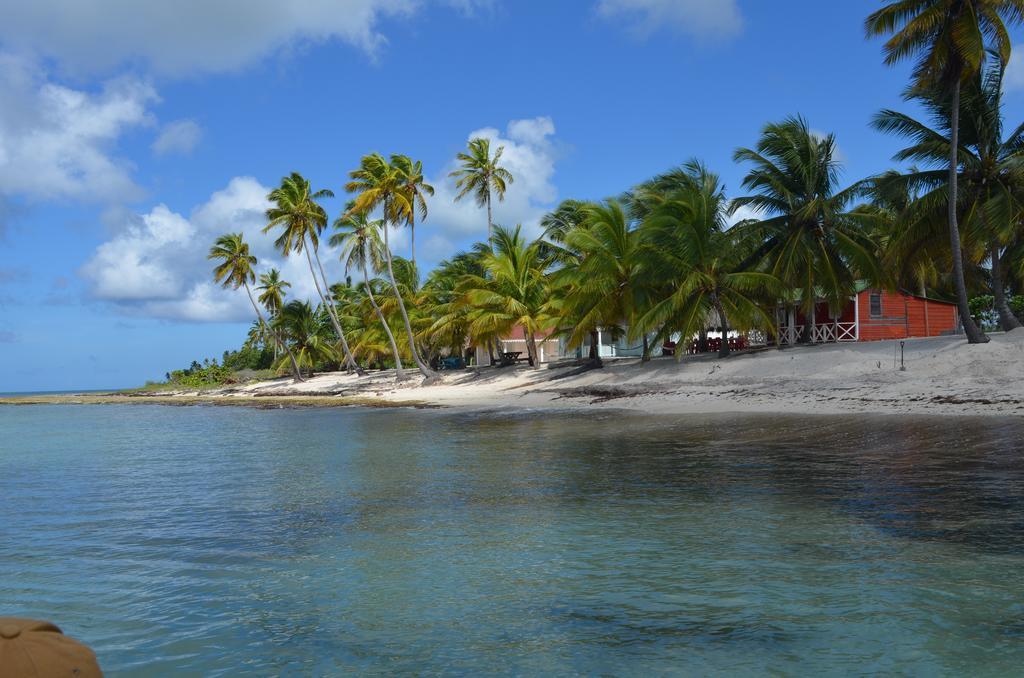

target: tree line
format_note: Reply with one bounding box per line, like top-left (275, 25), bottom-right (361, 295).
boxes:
top-left (197, 1), bottom-right (1024, 385)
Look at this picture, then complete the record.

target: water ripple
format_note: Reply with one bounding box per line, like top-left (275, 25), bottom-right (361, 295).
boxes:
top-left (1, 406), bottom-right (1023, 674)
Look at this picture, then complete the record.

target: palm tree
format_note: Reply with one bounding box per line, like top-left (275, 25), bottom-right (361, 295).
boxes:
top-left (330, 208), bottom-right (408, 380)
top-left (865, 0), bottom-right (1024, 343)
top-left (207, 233), bottom-right (303, 381)
top-left (263, 172), bottom-right (361, 371)
top-left (422, 250), bottom-right (487, 359)
top-left (391, 154), bottom-right (434, 275)
top-left (255, 268), bottom-right (290, 360)
top-left (539, 199), bottom-right (589, 265)
top-left (553, 199), bottom-right (646, 359)
top-left (245, 319), bottom-right (270, 352)
top-left (872, 61), bottom-right (1024, 330)
top-left (858, 170), bottom-right (947, 296)
top-left (732, 116), bottom-right (879, 341)
top-left (256, 269), bottom-right (290, 318)
top-left (449, 137), bottom-right (514, 244)
top-left (540, 199), bottom-right (605, 361)
top-left (273, 300), bottom-right (337, 376)
top-left (456, 225), bottom-right (552, 367)
top-left (346, 153), bottom-right (438, 381)
top-left (634, 164), bottom-right (779, 359)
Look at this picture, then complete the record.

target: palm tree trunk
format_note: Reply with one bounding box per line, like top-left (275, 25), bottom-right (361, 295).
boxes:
top-left (362, 262), bottom-right (407, 380)
top-left (641, 334), bottom-right (650, 362)
top-left (526, 331), bottom-right (539, 368)
top-left (712, 291), bottom-right (732, 359)
top-left (486, 190), bottom-right (493, 246)
top-left (382, 219), bottom-right (438, 381)
top-left (311, 243), bottom-right (361, 370)
top-left (244, 282), bottom-right (303, 382)
top-left (949, 80), bottom-right (989, 343)
top-left (992, 244), bottom-right (1023, 331)
top-left (304, 240), bottom-right (362, 372)
top-left (589, 330), bottom-right (600, 361)
top-left (410, 211), bottom-right (416, 277)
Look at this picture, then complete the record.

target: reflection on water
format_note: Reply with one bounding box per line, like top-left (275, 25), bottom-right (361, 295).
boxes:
top-left (1, 405), bottom-right (1022, 674)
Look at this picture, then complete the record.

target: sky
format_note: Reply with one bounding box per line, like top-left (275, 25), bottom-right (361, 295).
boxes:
top-left (2, 0), bottom-right (1024, 392)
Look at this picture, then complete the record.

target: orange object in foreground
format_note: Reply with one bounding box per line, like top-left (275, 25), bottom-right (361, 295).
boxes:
top-left (0, 618), bottom-right (102, 677)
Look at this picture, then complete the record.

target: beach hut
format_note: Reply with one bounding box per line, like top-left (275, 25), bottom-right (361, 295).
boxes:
top-left (776, 284), bottom-right (960, 345)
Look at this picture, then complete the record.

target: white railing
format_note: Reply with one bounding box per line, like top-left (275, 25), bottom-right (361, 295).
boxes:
top-left (778, 322), bottom-right (857, 344)
top-left (746, 330), bottom-right (769, 346)
top-left (777, 324), bottom-right (803, 345)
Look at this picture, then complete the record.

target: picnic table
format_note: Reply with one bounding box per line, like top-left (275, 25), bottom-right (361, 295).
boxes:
top-left (499, 351), bottom-right (529, 366)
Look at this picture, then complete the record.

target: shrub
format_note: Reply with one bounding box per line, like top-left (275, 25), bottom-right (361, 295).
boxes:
top-left (167, 359), bottom-right (235, 387)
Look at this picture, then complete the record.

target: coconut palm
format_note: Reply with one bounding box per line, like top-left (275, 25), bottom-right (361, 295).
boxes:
top-left (345, 153), bottom-right (438, 381)
top-left (449, 137), bottom-right (514, 244)
top-left (538, 199), bottom-right (608, 361)
top-left (857, 170), bottom-right (946, 296)
top-left (207, 233), bottom-right (303, 381)
top-left (872, 61), bottom-right (1024, 330)
top-left (391, 154), bottom-right (434, 275)
top-left (456, 225), bottom-right (552, 367)
top-left (553, 200), bottom-right (647, 358)
top-left (731, 116), bottom-right (879, 339)
top-left (865, 0), bottom-right (1024, 343)
top-left (538, 199), bottom-right (590, 266)
top-left (256, 269), bottom-right (290, 318)
top-left (330, 208), bottom-right (408, 380)
top-left (273, 300), bottom-right (336, 376)
top-left (634, 164), bottom-right (779, 359)
top-left (422, 250), bottom-right (487, 359)
top-left (255, 268), bottom-right (291, 360)
top-left (263, 172), bottom-right (361, 371)
top-left (245, 319), bottom-right (270, 351)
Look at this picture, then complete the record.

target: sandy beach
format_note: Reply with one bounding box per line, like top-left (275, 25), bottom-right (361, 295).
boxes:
top-left (10, 330), bottom-right (1021, 417)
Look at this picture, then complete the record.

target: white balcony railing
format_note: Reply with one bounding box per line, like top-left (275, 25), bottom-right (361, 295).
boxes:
top-left (778, 322), bottom-right (857, 345)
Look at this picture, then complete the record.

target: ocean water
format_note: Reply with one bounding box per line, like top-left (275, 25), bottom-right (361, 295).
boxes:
top-left (1, 404), bottom-right (1023, 675)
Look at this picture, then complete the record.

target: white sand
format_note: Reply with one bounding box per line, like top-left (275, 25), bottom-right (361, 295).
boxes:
top-left (228, 329), bottom-right (1024, 417)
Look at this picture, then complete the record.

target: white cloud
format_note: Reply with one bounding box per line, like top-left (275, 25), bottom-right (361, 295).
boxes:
top-left (152, 119), bottom-right (202, 156)
top-left (1004, 45), bottom-right (1024, 92)
top-left (595, 0), bottom-right (742, 40)
top-left (0, 0), bottom-right (449, 77)
top-left (81, 117), bottom-right (565, 321)
top-left (725, 203), bottom-right (761, 228)
top-left (81, 176), bottom-right (343, 322)
top-left (0, 54), bottom-right (155, 205)
top-left (83, 204), bottom-right (193, 301)
top-left (423, 116), bottom-right (561, 253)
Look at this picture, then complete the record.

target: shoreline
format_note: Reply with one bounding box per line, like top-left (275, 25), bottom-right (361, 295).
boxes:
top-left (5, 331), bottom-right (1023, 417)
top-left (0, 393), bottom-right (432, 409)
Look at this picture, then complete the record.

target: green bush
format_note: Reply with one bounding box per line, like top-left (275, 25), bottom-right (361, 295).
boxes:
top-left (1010, 295), bottom-right (1024, 319)
top-left (969, 295), bottom-right (997, 330)
top-left (970, 294), bottom-right (1024, 328)
top-left (222, 345), bottom-right (274, 371)
top-left (167, 359), bottom-right (235, 387)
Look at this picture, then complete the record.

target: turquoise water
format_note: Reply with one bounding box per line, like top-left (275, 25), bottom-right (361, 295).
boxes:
top-left (1, 405), bottom-right (1023, 675)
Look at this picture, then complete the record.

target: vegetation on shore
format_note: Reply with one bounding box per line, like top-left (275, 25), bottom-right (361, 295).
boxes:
top-left (155, 2), bottom-right (1024, 391)
top-left (0, 392), bottom-right (431, 409)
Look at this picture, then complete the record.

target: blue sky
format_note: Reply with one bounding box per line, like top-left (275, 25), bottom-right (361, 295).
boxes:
top-left (2, 0), bottom-right (1024, 391)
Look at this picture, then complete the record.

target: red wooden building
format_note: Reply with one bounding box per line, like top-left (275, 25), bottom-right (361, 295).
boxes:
top-left (776, 286), bottom-right (960, 345)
